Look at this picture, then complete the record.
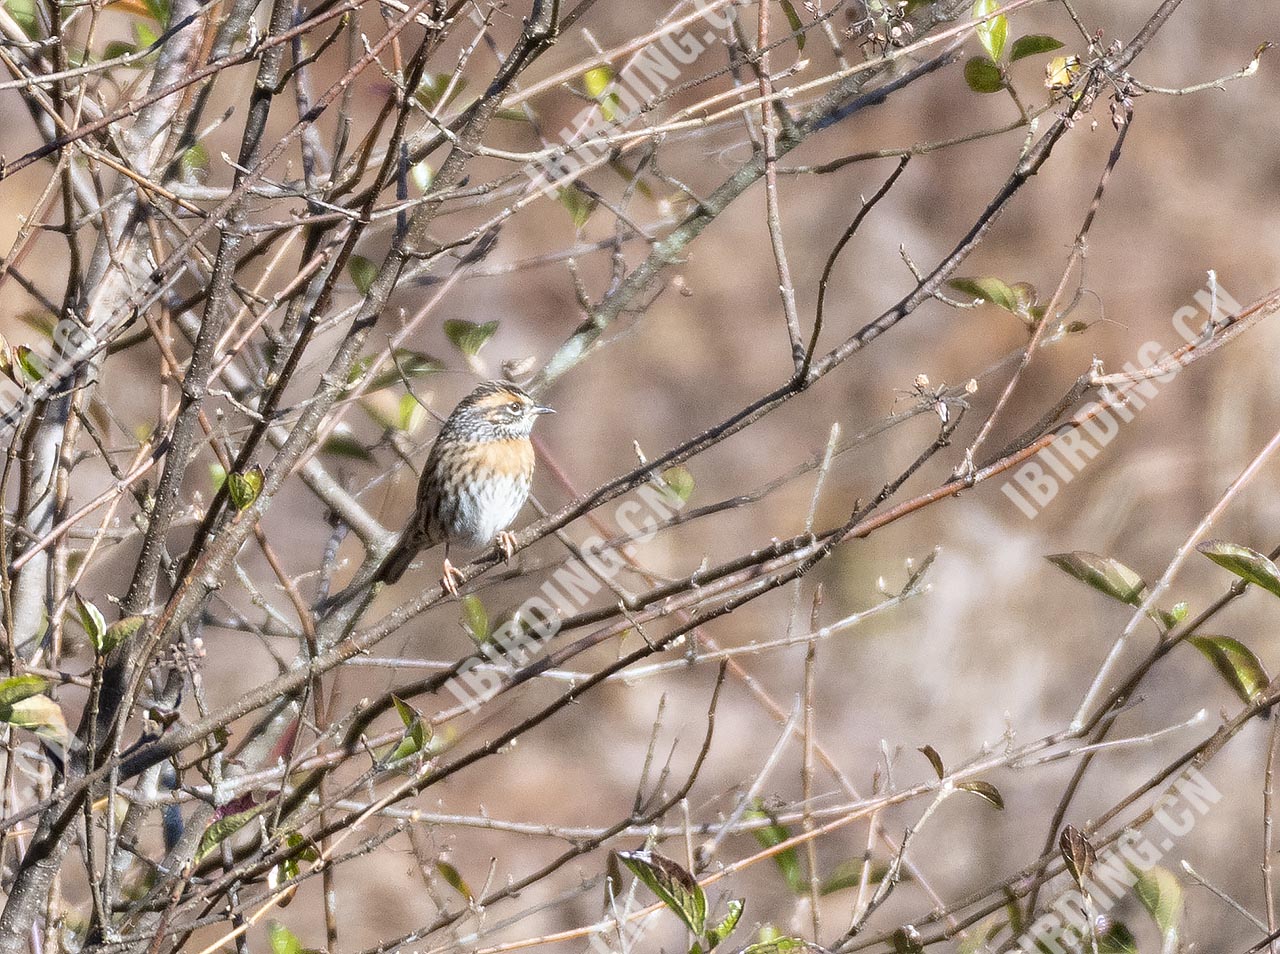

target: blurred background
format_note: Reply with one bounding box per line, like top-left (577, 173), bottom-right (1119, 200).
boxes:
top-left (1, 0), bottom-right (1278, 949)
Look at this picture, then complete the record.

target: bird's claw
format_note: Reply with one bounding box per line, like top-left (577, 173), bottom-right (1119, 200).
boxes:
top-left (440, 558), bottom-right (464, 597)
top-left (496, 530), bottom-right (518, 562)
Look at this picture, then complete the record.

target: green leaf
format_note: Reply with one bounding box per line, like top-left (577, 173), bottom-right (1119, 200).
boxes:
top-left (704, 899), bottom-right (744, 949)
top-left (1046, 551), bottom-right (1148, 607)
top-left (947, 276), bottom-right (1019, 312)
top-left (348, 256), bottom-right (377, 296)
top-left (973, 0), bottom-right (1007, 61)
top-left (1010, 33), bottom-right (1064, 61)
top-left (583, 64), bottom-right (613, 99)
top-left (133, 21), bottom-right (159, 48)
top-left (414, 74), bottom-right (466, 110)
top-left (142, 0), bottom-right (169, 25)
top-left (210, 462), bottom-right (227, 491)
top-left (1131, 864), bottom-right (1183, 941)
top-left (384, 719), bottom-right (430, 763)
top-left (321, 431), bottom-right (374, 461)
top-left (1197, 540), bottom-right (1280, 599)
top-left (4, 695), bottom-right (67, 743)
top-left (392, 695), bottom-right (418, 729)
top-left (268, 921), bottom-right (302, 954)
top-left (580, 66), bottom-right (622, 121)
top-left (958, 780), bottom-right (1004, 810)
top-left (359, 349), bottom-right (444, 393)
top-left (1187, 635), bottom-right (1270, 704)
top-left (4, 0), bottom-right (38, 37)
top-left (284, 830), bottom-right (320, 863)
top-left (103, 40), bottom-right (140, 60)
top-left (436, 859), bottom-right (472, 899)
top-left (15, 346), bottom-right (48, 382)
top-left (76, 594), bottom-right (107, 649)
top-left (963, 56), bottom-right (1004, 93)
top-left (382, 350), bottom-right (445, 388)
top-left (227, 465), bottom-right (264, 511)
top-left (1004, 892), bottom-right (1024, 938)
top-left (385, 695), bottom-right (431, 763)
top-left (196, 804), bottom-right (266, 861)
top-left (443, 319), bottom-right (499, 357)
top-left (598, 90), bottom-right (622, 121)
top-left (397, 393), bottom-right (425, 433)
top-left (617, 848), bottom-right (707, 935)
top-left (0, 320), bottom-right (31, 341)
top-left (461, 594), bottom-right (489, 642)
top-left (558, 186), bottom-right (597, 228)
top-left (179, 142), bottom-right (209, 176)
top-left (818, 858), bottom-right (892, 895)
top-left (733, 940), bottom-right (821, 954)
top-left (100, 616), bottom-right (144, 655)
top-left (1097, 922), bottom-right (1137, 954)
top-left (779, 0), bottom-right (805, 50)
top-left (746, 801), bottom-right (804, 893)
top-left (1156, 600), bottom-right (1190, 631)
top-left (661, 465), bottom-right (695, 505)
top-left (0, 674), bottom-right (49, 709)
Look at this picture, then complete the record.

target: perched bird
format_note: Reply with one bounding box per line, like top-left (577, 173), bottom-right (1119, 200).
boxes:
top-left (374, 380), bottom-right (554, 594)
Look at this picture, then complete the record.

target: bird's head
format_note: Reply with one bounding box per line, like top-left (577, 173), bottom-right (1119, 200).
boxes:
top-left (454, 380), bottom-right (555, 439)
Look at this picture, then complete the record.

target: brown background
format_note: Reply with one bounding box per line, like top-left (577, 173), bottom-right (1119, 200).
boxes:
top-left (2, 0), bottom-right (1278, 950)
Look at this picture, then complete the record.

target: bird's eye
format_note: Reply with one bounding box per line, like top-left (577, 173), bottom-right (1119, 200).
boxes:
top-left (507, 402), bottom-right (522, 413)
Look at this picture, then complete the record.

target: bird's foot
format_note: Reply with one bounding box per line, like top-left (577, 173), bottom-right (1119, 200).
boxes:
top-left (496, 530), bottom-right (518, 563)
top-left (440, 558), bottom-right (464, 597)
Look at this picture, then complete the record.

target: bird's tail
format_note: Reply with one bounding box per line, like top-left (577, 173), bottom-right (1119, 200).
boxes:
top-left (316, 530), bottom-right (425, 617)
top-left (372, 529), bottom-right (422, 586)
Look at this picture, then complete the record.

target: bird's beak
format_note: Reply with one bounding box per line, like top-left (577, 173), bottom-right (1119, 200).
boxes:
top-left (533, 405), bottom-right (555, 415)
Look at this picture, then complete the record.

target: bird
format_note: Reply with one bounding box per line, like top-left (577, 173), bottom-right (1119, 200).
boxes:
top-left (373, 380), bottom-right (554, 595)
